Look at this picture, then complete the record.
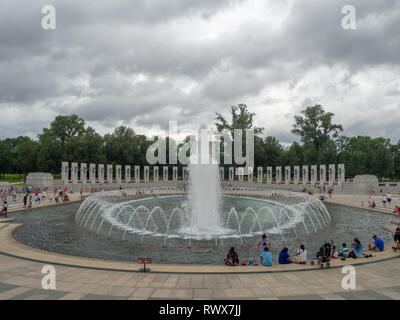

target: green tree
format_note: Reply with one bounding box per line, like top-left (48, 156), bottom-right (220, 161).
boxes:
top-left (292, 105), bottom-right (343, 155)
top-left (50, 114), bottom-right (86, 146)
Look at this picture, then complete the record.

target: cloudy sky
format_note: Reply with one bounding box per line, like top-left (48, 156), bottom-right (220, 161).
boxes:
top-left (0, 0), bottom-right (399, 144)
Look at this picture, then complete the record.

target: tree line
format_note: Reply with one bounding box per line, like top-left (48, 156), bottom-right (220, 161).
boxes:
top-left (0, 105), bottom-right (399, 180)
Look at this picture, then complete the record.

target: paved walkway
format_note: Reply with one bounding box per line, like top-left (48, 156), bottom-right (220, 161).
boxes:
top-left (0, 252), bottom-right (400, 300)
top-left (1, 188), bottom-right (400, 300)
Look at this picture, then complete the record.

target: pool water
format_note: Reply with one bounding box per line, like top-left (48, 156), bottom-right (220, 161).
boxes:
top-left (12, 198), bottom-right (394, 265)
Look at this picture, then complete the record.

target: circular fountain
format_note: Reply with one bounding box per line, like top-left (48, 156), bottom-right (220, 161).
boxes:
top-left (75, 162), bottom-right (331, 247)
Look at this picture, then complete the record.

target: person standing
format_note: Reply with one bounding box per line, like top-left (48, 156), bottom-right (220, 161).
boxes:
top-left (387, 192), bottom-right (392, 207)
top-left (382, 194), bottom-right (387, 207)
top-left (257, 234), bottom-right (271, 264)
top-left (23, 194), bottom-right (27, 208)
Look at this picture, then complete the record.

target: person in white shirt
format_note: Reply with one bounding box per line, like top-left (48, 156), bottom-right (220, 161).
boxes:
top-left (382, 194), bottom-right (387, 207)
top-left (294, 244), bottom-right (307, 264)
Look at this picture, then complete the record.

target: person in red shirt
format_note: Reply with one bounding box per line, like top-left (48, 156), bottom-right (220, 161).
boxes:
top-left (394, 206), bottom-right (400, 215)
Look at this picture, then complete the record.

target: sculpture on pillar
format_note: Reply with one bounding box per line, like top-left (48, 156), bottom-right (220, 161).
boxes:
top-left (302, 165), bottom-right (308, 185)
top-left (294, 166), bottom-right (300, 185)
top-left (257, 167), bottom-right (263, 183)
top-left (81, 163), bottom-right (87, 184)
top-left (328, 164), bottom-right (335, 186)
top-left (71, 162), bottom-right (78, 183)
top-left (154, 166), bottom-right (159, 182)
top-left (320, 164), bottom-right (326, 186)
top-left (267, 167), bottom-right (272, 184)
top-left (229, 167), bottom-right (234, 181)
top-left (89, 164), bottom-right (96, 183)
top-left (135, 166), bottom-right (140, 183)
top-left (61, 162), bottom-right (69, 183)
top-left (144, 166), bottom-right (150, 182)
top-left (285, 166), bottom-right (290, 184)
top-left (311, 165), bottom-right (317, 186)
top-left (107, 165), bottom-right (113, 183)
top-left (276, 166), bottom-right (282, 184)
top-left (125, 166), bottom-right (131, 183)
top-left (116, 165), bottom-right (122, 184)
top-left (98, 164), bottom-right (105, 184)
top-left (163, 166), bottom-right (168, 181)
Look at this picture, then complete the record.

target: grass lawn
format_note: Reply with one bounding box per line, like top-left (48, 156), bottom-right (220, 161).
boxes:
top-left (0, 174), bottom-right (25, 183)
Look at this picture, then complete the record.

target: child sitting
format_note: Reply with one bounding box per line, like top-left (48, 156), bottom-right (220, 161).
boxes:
top-left (330, 245), bottom-right (339, 259)
top-left (339, 243), bottom-right (349, 257)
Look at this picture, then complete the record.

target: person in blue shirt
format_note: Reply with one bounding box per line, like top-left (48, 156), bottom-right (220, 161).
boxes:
top-left (278, 247), bottom-right (293, 264)
top-left (369, 235), bottom-right (384, 251)
top-left (349, 238), bottom-right (363, 258)
top-left (260, 247), bottom-right (272, 267)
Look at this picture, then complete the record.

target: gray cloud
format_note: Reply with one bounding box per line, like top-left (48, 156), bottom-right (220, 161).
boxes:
top-left (0, 0), bottom-right (399, 144)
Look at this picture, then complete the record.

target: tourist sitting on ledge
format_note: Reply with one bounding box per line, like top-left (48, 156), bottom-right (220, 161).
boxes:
top-left (330, 246), bottom-right (339, 259)
top-left (348, 238), bottom-right (363, 258)
top-left (294, 244), bottom-right (307, 264)
top-left (394, 206), bottom-right (400, 215)
top-left (260, 247), bottom-right (272, 267)
top-left (278, 247), bottom-right (293, 264)
top-left (224, 247), bottom-right (239, 266)
top-left (319, 195), bottom-right (326, 201)
top-left (1, 201), bottom-right (8, 218)
top-left (369, 235), bottom-right (384, 252)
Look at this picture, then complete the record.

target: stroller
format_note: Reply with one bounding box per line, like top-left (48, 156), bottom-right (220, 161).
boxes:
top-left (315, 241), bottom-right (333, 265)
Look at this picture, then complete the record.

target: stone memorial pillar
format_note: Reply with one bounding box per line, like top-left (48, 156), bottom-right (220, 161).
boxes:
top-left (125, 165), bottom-right (131, 183)
top-left (116, 165), bottom-right (122, 184)
top-left (135, 166), bottom-right (140, 183)
top-left (267, 167), bottom-right (272, 184)
top-left (229, 167), bottom-right (234, 181)
top-left (285, 166), bottom-right (291, 185)
top-left (61, 162), bottom-right (69, 183)
top-left (107, 165), bottom-right (113, 183)
top-left (81, 163), bottom-right (87, 184)
top-left (328, 164), bottom-right (335, 186)
top-left (294, 166), bottom-right (300, 184)
top-left (302, 165), bottom-right (308, 185)
top-left (144, 166), bottom-right (150, 182)
top-left (163, 166), bottom-right (168, 181)
top-left (248, 167), bottom-right (253, 182)
top-left (219, 167), bottom-right (224, 181)
top-left (276, 166), bottom-right (282, 184)
top-left (98, 164), bottom-right (105, 184)
top-left (238, 167), bottom-right (244, 182)
top-left (319, 164), bottom-right (326, 186)
top-left (71, 162), bottom-right (78, 183)
top-left (257, 167), bottom-right (263, 183)
top-left (173, 167), bottom-right (178, 181)
top-left (154, 166), bottom-right (159, 182)
top-left (89, 164), bottom-right (96, 183)
top-left (338, 164), bottom-right (345, 185)
top-left (311, 165), bottom-right (317, 186)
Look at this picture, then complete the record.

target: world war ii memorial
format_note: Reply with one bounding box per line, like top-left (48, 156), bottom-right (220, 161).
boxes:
top-left (1, 0), bottom-right (400, 313)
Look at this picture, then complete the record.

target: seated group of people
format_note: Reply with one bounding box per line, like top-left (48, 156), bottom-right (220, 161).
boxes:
top-left (224, 234), bottom-right (386, 267)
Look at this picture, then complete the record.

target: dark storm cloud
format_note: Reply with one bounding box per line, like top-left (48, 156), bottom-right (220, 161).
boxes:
top-left (0, 0), bottom-right (399, 142)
